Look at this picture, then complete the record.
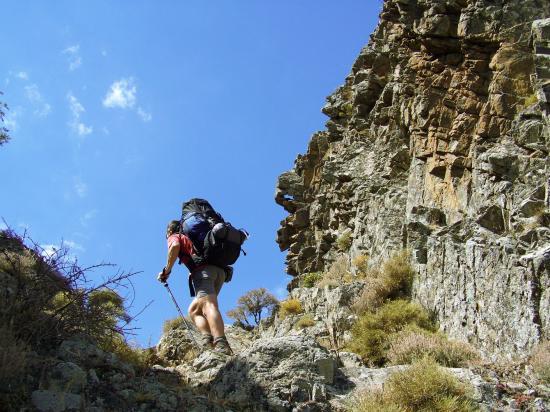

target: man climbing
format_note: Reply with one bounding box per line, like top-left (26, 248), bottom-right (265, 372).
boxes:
top-left (158, 220), bottom-right (233, 355)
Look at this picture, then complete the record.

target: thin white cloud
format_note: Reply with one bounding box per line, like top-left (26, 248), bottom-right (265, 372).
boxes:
top-left (41, 244), bottom-right (59, 258)
top-left (70, 57), bottom-right (82, 71)
top-left (67, 92), bottom-right (92, 136)
top-left (80, 209), bottom-right (97, 226)
top-left (16, 71), bottom-right (29, 80)
top-left (4, 107), bottom-right (22, 131)
top-left (62, 44), bottom-right (82, 71)
top-left (41, 240), bottom-right (83, 261)
top-left (74, 177), bottom-right (88, 198)
top-left (274, 286), bottom-right (287, 300)
top-left (17, 222), bottom-right (29, 230)
top-left (63, 240), bottom-right (84, 252)
top-left (76, 123), bottom-right (92, 136)
top-left (137, 107), bottom-right (152, 122)
top-left (101, 49), bottom-right (108, 57)
top-left (124, 154), bottom-right (142, 166)
top-left (63, 45), bottom-right (79, 54)
top-left (24, 84), bottom-right (51, 118)
top-left (103, 78), bottom-right (136, 109)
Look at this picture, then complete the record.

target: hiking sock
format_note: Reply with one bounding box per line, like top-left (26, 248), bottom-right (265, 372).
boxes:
top-left (199, 333), bottom-right (213, 349)
top-left (213, 336), bottom-right (233, 355)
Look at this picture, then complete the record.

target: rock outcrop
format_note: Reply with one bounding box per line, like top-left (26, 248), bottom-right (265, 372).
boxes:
top-left (276, 0), bottom-right (550, 357)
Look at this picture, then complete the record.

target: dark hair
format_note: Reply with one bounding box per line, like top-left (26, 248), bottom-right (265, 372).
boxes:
top-left (166, 220), bottom-right (180, 235)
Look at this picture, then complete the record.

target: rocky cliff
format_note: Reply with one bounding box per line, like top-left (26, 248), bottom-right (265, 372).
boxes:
top-left (275, 0), bottom-right (550, 358)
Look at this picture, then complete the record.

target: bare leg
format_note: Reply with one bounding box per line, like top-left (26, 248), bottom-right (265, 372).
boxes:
top-left (188, 298), bottom-right (210, 335)
top-left (201, 294), bottom-right (225, 338)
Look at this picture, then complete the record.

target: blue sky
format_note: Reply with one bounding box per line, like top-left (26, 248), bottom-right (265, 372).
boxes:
top-left (0, 1), bottom-right (382, 347)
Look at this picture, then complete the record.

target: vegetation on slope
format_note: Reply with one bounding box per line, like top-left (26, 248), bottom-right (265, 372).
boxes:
top-left (0, 229), bottom-right (148, 409)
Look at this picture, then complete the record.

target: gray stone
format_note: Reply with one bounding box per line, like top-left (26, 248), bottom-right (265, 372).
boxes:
top-left (57, 339), bottom-right (107, 368)
top-left (31, 390), bottom-right (81, 412)
top-left (49, 362), bottom-right (87, 393)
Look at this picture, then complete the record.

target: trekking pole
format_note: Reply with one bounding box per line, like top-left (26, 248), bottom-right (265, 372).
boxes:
top-left (161, 281), bottom-right (201, 350)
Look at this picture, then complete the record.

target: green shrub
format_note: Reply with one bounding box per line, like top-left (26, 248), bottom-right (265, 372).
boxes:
top-left (530, 340), bottom-right (550, 383)
top-left (387, 327), bottom-right (479, 367)
top-left (301, 272), bottom-right (322, 288)
top-left (347, 300), bottom-right (436, 366)
top-left (336, 231), bottom-right (353, 251)
top-left (279, 298), bottom-right (304, 319)
top-left (295, 314), bottom-right (315, 329)
top-left (353, 250), bottom-right (414, 314)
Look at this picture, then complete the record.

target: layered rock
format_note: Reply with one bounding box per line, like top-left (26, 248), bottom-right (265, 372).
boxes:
top-left (276, 0), bottom-right (550, 357)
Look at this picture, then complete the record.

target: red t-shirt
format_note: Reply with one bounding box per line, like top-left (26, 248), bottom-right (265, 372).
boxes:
top-left (167, 233), bottom-right (195, 266)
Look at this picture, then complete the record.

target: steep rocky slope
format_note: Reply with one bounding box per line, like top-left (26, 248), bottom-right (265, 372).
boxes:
top-left (276, 0), bottom-right (550, 357)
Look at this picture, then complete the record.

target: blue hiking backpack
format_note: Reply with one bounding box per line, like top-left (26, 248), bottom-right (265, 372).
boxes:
top-left (180, 198), bottom-right (248, 268)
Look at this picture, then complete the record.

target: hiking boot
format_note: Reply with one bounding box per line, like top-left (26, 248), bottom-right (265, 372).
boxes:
top-left (213, 336), bottom-right (233, 356)
top-left (198, 333), bottom-right (213, 349)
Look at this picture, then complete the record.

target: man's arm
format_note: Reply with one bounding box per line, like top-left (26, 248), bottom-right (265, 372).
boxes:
top-left (158, 242), bottom-right (180, 283)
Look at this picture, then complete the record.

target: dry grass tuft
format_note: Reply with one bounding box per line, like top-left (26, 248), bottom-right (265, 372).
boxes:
top-left (352, 254), bottom-right (370, 278)
top-left (352, 250), bottom-right (414, 314)
top-left (347, 299), bottom-right (435, 366)
top-left (385, 358), bottom-right (475, 412)
top-left (387, 327), bottom-right (479, 367)
top-left (348, 358), bottom-right (475, 412)
top-left (529, 340), bottom-right (550, 383)
top-left (347, 390), bottom-right (404, 412)
top-left (163, 316), bottom-right (187, 334)
top-left (317, 256), bottom-right (353, 288)
top-left (295, 314), bottom-right (316, 329)
top-left (278, 298), bottom-right (304, 319)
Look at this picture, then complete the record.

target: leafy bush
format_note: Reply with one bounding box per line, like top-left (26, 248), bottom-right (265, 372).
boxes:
top-left (278, 298), bottom-right (304, 319)
top-left (317, 256), bottom-right (353, 288)
top-left (353, 250), bottom-right (414, 314)
top-left (529, 340), bottom-right (550, 383)
top-left (0, 230), bottom-right (137, 351)
top-left (49, 288), bottom-right (131, 351)
top-left (227, 288), bottom-right (279, 326)
top-left (347, 299), bottom-right (435, 366)
top-left (301, 272), bottom-right (322, 288)
top-left (387, 327), bottom-right (479, 367)
top-left (295, 314), bottom-right (315, 329)
top-left (349, 358), bottom-right (475, 412)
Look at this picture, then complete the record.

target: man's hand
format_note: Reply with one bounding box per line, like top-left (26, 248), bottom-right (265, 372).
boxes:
top-left (157, 267), bottom-right (171, 283)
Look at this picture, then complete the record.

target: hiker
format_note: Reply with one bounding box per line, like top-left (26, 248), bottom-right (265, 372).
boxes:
top-left (158, 220), bottom-right (233, 355)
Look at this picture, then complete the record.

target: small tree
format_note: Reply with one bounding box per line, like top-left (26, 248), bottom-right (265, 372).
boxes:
top-left (227, 288), bottom-right (278, 327)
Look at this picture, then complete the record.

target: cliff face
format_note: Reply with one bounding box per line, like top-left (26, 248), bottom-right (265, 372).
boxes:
top-left (276, 0), bottom-right (550, 357)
